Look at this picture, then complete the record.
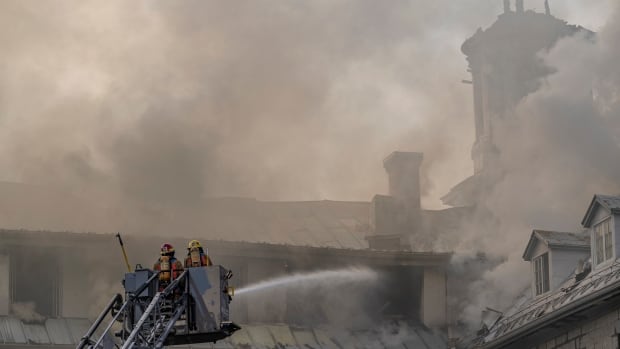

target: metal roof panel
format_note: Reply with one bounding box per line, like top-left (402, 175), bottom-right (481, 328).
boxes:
top-left (266, 325), bottom-right (297, 348)
top-left (65, 318), bottom-right (92, 344)
top-left (45, 318), bottom-right (74, 345)
top-left (313, 329), bottom-right (339, 349)
top-left (0, 317), bottom-right (27, 344)
top-left (245, 325), bottom-right (276, 349)
top-left (291, 329), bottom-right (319, 349)
top-left (22, 323), bottom-right (50, 344)
top-left (230, 327), bottom-right (254, 347)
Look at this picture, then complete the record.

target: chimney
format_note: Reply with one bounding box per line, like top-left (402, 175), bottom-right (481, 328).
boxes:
top-left (383, 152), bottom-right (423, 211)
top-left (516, 0), bottom-right (524, 13)
top-left (544, 0), bottom-right (551, 16)
top-left (503, 0), bottom-right (511, 13)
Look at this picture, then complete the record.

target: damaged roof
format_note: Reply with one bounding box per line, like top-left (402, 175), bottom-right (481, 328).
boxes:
top-left (472, 260), bottom-right (620, 349)
top-left (522, 230), bottom-right (589, 261)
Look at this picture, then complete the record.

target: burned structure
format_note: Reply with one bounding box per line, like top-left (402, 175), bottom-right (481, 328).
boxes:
top-left (0, 151), bottom-right (455, 349)
top-left (470, 195), bottom-right (620, 349)
top-left (442, 0), bottom-right (592, 207)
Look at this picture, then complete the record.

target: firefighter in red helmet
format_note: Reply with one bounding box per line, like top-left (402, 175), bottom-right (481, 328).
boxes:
top-left (185, 240), bottom-right (213, 268)
top-left (153, 243), bottom-right (184, 289)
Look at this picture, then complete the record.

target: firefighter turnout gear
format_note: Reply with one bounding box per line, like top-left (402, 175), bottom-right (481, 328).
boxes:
top-left (160, 243), bottom-right (175, 256)
top-left (154, 243), bottom-right (184, 289)
top-left (188, 240), bottom-right (201, 249)
top-left (185, 240), bottom-right (213, 267)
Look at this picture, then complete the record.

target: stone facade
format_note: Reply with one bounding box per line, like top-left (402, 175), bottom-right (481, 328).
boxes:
top-left (532, 309), bottom-right (619, 349)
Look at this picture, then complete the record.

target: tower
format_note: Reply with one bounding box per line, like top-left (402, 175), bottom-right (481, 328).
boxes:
top-left (442, 2), bottom-right (590, 206)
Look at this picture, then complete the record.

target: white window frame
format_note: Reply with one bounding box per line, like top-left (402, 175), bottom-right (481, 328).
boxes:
top-left (533, 253), bottom-right (550, 296)
top-left (594, 218), bottom-right (613, 265)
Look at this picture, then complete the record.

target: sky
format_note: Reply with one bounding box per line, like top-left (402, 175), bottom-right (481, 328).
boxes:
top-left (0, 1), bottom-right (613, 210)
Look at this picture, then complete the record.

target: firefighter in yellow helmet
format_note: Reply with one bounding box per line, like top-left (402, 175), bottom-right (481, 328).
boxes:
top-left (185, 240), bottom-right (213, 267)
top-left (153, 243), bottom-right (184, 289)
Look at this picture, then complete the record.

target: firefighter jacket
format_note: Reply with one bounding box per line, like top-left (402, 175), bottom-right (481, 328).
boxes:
top-left (153, 256), bottom-right (184, 283)
top-left (185, 251), bottom-right (213, 268)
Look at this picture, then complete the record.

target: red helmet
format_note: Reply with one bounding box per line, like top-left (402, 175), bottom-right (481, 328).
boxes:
top-left (160, 243), bottom-right (175, 256)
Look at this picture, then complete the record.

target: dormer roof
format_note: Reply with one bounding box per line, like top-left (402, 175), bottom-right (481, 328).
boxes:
top-left (581, 194), bottom-right (620, 228)
top-left (522, 230), bottom-right (590, 261)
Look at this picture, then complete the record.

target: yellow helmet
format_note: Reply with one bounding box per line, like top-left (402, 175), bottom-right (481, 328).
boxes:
top-left (188, 239), bottom-right (202, 250)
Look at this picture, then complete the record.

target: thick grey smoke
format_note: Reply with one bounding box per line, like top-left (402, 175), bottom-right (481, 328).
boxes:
top-left (0, 0), bottom-right (617, 334)
top-left (10, 302), bottom-right (45, 322)
top-left (456, 2), bottom-right (620, 328)
top-left (0, 2), bottom-right (611, 211)
top-left (0, 0), bottom-right (501, 213)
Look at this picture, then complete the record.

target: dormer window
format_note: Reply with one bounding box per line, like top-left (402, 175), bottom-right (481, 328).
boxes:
top-left (533, 253), bottom-right (550, 295)
top-left (594, 218), bottom-right (612, 265)
top-left (523, 230), bottom-right (589, 296)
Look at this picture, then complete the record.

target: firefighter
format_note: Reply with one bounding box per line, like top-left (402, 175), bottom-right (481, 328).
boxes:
top-left (153, 243), bottom-right (184, 288)
top-left (185, 239), bottom-right (213, 267)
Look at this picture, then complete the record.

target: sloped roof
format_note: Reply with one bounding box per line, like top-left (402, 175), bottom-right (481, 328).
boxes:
top-left (0, 317), bottom-right (90, 346)
top-left (0, 318), bottom-right (446, 349)
top-left (522, 230), bottom-right (589, 261)
top-left (440, 174), bottom-right (481, 207)
top-left (0, 180), bottom-right (372, 250)
top-left (472, 260), bottom-right (620, 349)
top-left (581, 194), bottom-right (620, 227)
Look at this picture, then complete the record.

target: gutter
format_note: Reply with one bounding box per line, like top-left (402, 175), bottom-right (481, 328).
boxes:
top-left (480, 279), bottom-right (620, 349)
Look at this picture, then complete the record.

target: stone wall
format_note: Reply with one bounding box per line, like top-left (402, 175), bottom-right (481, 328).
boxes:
top-left (534, 308), bottom-right (620, 349)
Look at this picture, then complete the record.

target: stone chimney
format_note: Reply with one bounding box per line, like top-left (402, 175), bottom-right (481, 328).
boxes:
top-left (503, 0), bottom-right (511, 13)
top-left (383, 151), bottom-right (423, 211)
top-left (368, 151), bottom-right (424, 250)
top-left (516, 0), bottom-right (524, 13)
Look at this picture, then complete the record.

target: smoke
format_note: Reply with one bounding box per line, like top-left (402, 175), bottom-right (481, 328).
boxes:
top-left (11, 302), bottom-right (45, 323)
top-left (452, 1), bottom-right (620, 329)
top-left (1, 0), bottom-right (618, 337)
top-left (0, 0), bottom-right (505, 219)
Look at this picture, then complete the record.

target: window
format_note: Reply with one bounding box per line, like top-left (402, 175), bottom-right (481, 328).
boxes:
top-left (595, 219), bottom-right (613, 265)
top-left (534, 253), bottom-right (549, 296)
top-left (9, 248), bottom-right (61, 318)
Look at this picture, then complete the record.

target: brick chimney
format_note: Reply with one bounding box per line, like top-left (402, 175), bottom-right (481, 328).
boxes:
top-left (368, 152), bottom-right (423, 250)
top-left (383, 151), bottom-right (424, 211)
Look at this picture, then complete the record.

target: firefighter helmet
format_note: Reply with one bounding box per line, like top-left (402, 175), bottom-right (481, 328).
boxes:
top-left (160, 243), bottom-right (175, 256)
top-left (188, 239), bottom-right (202, 250)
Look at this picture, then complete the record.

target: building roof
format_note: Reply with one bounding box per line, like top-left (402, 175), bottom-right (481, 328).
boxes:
top-left (440, 174), bottom-right (481, 207)
top-left (0, 317), bottom-right (90, 347)
top-left (0, 180), bottom-right (373, 250)
top-left (522, 230), bottom-right (589, 261)
top-left (471, 260), bottom-right (620, 349)
top-left (0, 318), bottom-right (446, 349)
top-left (0, 229), bottom-right (452, 267)
top-left (581, 194), bottom-right (620, 227)
top-left (0, 181), bottom-right (460, 254)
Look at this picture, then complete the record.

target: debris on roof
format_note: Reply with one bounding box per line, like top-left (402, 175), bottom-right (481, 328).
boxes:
top-left (472, 260), bottom-right (620, 348)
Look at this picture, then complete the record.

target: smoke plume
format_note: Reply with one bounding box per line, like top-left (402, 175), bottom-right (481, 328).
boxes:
top-left (1, 0), bottom-right (618, 335)
top-left (11, 302), bottom-right (45, 323)
top-left (455, 1), bottom-right (620, 329)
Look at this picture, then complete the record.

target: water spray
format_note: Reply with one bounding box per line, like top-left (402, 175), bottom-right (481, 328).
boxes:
top-left (235, 266), bottom-right (378, 296)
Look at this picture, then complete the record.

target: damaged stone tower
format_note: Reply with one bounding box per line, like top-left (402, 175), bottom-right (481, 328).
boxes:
top-left (441, 0), bottom-right (592, 207)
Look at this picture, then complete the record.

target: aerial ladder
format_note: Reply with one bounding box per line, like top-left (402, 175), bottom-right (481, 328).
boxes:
top-left (76, 266), bottom-right (240, 349)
